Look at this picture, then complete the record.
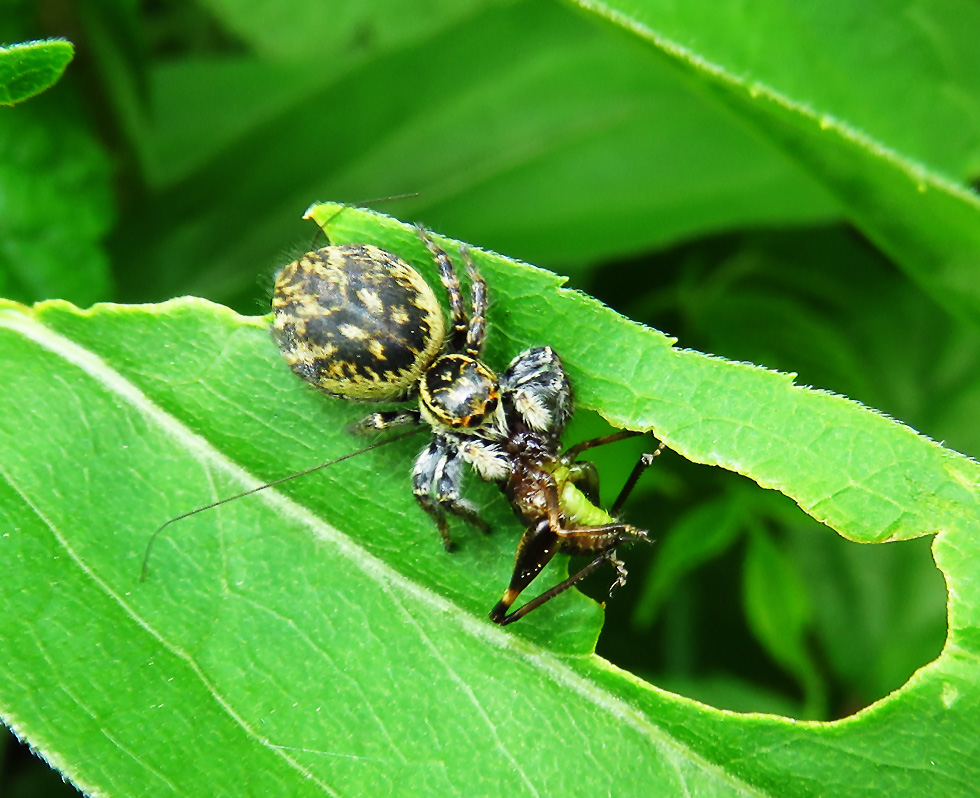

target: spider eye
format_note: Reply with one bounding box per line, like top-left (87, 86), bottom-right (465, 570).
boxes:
top-left (420, 354), bottom-right (499, 429)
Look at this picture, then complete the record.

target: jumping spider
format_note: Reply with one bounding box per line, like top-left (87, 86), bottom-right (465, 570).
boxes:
top-left (271, 224), bottom-right (659, 624)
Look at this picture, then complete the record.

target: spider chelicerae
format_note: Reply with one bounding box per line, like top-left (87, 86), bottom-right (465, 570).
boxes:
top-left (271, 223), bottom-right (661, 624)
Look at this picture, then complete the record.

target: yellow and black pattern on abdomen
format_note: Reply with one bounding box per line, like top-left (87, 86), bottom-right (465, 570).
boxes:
top-left (272, 244), bottom-right (446, 400)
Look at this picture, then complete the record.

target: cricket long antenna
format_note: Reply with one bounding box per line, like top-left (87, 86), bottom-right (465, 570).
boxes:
top-left (353, 192), bottom-right (420, 206)
top-left (140, 428), bottom-right (424, 582)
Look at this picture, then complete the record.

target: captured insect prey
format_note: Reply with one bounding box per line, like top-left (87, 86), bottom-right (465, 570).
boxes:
top-left (270, 222), bottom-right (662, 624)
top-left (143, 218), bottom-right (661, 626)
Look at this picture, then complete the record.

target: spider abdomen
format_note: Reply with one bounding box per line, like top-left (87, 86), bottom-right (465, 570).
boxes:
top-left (272, 244), bottom-right (445, 400)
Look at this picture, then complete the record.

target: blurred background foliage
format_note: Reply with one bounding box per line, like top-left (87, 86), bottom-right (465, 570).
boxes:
top-left (3, 0), bottom-right (976, 791)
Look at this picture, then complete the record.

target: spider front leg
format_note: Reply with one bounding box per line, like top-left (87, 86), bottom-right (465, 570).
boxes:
top-left (415, 226), bottom-right (469, 353)
top-left (412, 434), bottom-right (490, 551)
top-left (458, 244), bottom-right (487, 359)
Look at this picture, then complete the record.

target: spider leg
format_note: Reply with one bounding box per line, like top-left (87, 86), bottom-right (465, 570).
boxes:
top-left (412, 434), bottom-right (489, 551)
top-left (416, 225), bottom-right (469, 351)
top-left (459, 244), bottom-right (487, 358)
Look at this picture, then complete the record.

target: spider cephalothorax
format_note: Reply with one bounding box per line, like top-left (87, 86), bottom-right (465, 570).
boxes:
top-left (272, 225), bottom-right (659, 623)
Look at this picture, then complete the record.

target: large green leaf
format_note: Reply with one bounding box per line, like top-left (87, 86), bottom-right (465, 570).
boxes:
top-left (572, 0), bottom-right (980, 326)
top-left (1, 205), bottom-right (977, 795)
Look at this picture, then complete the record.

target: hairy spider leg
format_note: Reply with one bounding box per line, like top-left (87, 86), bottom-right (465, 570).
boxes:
top-left (500, 346), bottom-right (572, 434)
top-left (412, 433), bottom-right (491, 550)
top-left (458, 244), bottom-right (487, 359)
top-left (416, 225), bottom-right (471, 352)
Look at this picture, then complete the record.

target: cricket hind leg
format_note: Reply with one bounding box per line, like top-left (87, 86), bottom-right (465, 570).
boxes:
top-left (489, 520), bottom-right (649, 626)
top-left (489, 437), bottom-right (664, 625)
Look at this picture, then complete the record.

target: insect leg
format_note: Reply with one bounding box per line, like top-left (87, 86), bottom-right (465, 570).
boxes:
top-left (489, 521), bottom-right (650, 625)
top-left (609, 441), bottom-right (666, 515)
top-left (566, 459), bottom-right (601, 506)
top-left (563, 429), bottom-right (645, 460)
top-left (605, 551), bottom-right (630, 596)
top-left (489, 518), bottom-right (560, 624)
top-left (491, 550), bottom-right (615, 626)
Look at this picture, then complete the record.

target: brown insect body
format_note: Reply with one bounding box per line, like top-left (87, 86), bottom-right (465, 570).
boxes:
top-left (489, 421), bottom-right (655, 625)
